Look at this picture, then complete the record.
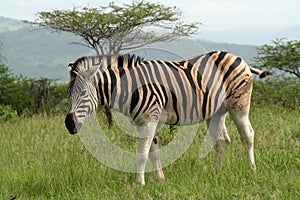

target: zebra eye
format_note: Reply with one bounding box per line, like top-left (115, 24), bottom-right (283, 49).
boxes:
top-left (81, 90), bottom-right (88, 96)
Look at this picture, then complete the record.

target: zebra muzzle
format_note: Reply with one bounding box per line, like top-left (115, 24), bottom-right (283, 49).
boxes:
top-left (65, 113), bottom-right (82, 134)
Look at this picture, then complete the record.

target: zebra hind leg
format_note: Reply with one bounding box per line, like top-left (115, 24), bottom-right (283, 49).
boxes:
top-left (149, 136), bottom-right (165, 181)
top-left (227, 80), bottom-right (256, 170)
top-left (206, 111), bottom-right (231, 168)
top-left (229, 108), bottom-right (256, 170)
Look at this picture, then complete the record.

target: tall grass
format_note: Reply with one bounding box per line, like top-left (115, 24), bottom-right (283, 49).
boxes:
top-left (0, 107), bottom-right (299, 199)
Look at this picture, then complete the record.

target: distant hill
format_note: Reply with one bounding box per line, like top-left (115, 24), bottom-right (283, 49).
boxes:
top-left (0, 16), bottom-right (259, 81)
top-left (1, 28), bottom-right (90, 80)
top-left (0, 16), bottom-right (28, 33)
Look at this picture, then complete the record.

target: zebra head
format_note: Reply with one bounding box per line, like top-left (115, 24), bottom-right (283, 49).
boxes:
top-left (65, 62), bottom-right (99, 134)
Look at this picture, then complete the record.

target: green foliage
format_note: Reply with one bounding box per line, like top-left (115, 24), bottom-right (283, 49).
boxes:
top-left (254, 38), bottom-right (300, 79)
top-left (25, 1), bottom-right (200, 55)
top-left (252, 78), bottom-right (300, 109)
top-left (0, 63), bottom-right (68, 120)
top-left (0, 64), bottom-right (27, 115)
top-left (0, 107), bottom-right (299, 199)
top-left (49, 82), bottom-right (69, 115)
top-left (0, 104), bottom-right (17, 122)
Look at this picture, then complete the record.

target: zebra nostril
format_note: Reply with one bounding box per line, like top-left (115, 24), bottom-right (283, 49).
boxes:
top-left (65, 113), bottom-right (77, 134)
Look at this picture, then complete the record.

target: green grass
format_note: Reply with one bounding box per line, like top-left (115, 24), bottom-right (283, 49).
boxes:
top-left (0, 107), bottom-right (299, 199)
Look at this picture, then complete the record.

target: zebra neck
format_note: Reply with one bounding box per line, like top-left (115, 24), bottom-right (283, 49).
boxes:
top-left (95, 68), bottom-right (118, 110)
top-left (95, 54), bottom-right (142, 114)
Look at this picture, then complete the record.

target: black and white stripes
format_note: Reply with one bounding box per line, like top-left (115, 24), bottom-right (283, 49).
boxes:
top-left (67, 51), bottom-right (266, 127)
top-left (65, 51), bottom-right (269, 185)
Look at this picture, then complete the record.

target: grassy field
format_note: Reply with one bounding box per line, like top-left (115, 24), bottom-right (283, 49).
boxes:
top-left (0, 106), bottom-right (299, 199)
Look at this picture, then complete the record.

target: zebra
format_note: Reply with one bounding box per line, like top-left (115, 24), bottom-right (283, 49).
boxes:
top-left (65, 51), bottom-right (270, 185)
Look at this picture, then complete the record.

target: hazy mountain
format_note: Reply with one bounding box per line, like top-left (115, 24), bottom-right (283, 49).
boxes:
top-left (0, 16), bottom-right (259, 81)
top-left (0, 16), bottom-right (28, 33)
top-left (1, 28), bottom-right (90, 80)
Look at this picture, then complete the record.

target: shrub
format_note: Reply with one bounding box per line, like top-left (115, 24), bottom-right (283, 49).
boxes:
top-left (252, 77), bottom-right (300, 109)
top-left (0, 104), bottom-right (17, 122)
top-left (49, 82), bottom-right (68, 115)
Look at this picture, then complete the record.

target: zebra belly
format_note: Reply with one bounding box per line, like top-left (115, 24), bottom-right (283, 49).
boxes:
top-left (159, 106), bottom-right (205, 126)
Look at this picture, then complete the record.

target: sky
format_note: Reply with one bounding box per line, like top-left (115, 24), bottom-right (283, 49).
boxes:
top-left (0, 0), bottom-right (300, 44)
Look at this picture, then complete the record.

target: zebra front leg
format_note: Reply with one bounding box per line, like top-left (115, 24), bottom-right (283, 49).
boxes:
top-left (206, 112), bottom-right (230, 168)
top-left (149, 136), bottom-right (165, 181)
top-left (136, 123), bottom-right (156, 185)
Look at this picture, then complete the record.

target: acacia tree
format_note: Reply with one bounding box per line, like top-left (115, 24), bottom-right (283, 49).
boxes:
top-left (254, 38), bottom-right (300, 79)
top-left (26, 1), bottom-right (200, 55)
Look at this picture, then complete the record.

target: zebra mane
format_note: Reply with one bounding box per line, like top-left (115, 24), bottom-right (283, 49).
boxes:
top-left (70, 54), bottom-right (143, 73)
top-left (67, 54), bottom-right (143, 96)
top-left (117, 54), bottom-right (144, 67)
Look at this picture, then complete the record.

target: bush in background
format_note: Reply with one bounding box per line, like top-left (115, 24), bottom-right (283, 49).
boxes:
top-left (0, 64), bottom-right (68, 121)
top-left (252, 77), bottom-right (300, 109)
top-left (0, 104), bottom-right (17, 122)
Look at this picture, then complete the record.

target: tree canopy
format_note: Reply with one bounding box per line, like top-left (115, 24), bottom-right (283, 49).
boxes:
top-left (26, 1), bottom-right (200, 55)
top-left (254, 38), bottom-right (300, 79)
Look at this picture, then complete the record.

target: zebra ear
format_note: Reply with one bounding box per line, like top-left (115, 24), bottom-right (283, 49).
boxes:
top-left (68, 62), bottom-right (77, 82)
top-left (68, 62), bottom-right (76, 73)
top-left (83, 65), bottom-right (99, 79)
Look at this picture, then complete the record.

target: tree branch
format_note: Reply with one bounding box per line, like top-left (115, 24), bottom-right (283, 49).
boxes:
top-left (24, 1), bottom-right (200, 56)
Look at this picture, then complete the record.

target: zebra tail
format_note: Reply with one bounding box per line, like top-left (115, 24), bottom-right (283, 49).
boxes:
top-left (250, 67), bottom-right (272, 78)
